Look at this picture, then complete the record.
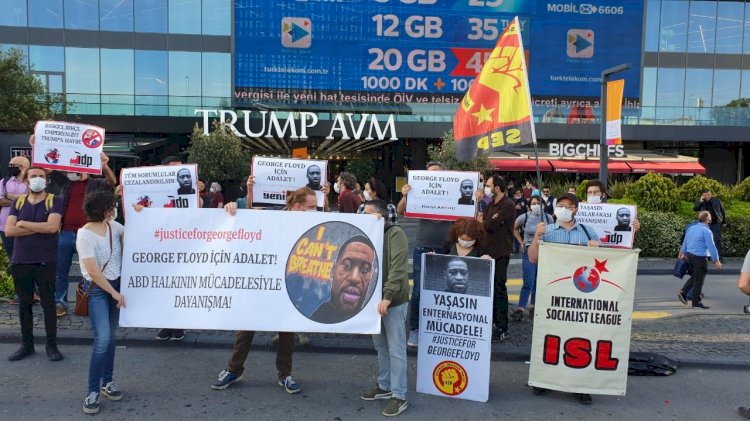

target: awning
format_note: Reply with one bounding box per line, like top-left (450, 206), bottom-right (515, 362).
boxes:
top-left (491, 159), bottom-right (552, 171)
top-left (627, 161), bottom-right (706, 174)
top-left (548, 160), bottom-right (631, 173)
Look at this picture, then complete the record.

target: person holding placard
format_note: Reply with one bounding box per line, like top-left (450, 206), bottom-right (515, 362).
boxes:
top-left (357, 179), bottom-right (398, 224)
top-left (336, 172), bottom-right (361, 213)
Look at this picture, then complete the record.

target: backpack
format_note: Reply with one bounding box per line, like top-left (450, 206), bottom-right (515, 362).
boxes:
top-left (519, 212), bottom-right (551, 241)
top-left (15, 194), bottom-right (55, 212)
top-left (628, 352), bottom-right (678, 376)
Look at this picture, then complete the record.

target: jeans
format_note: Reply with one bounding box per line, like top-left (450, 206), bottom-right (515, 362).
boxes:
top-left (11, 263), bottom-right (56, 346)
top-left (87, 278), bottom-right (120, 394)
top-left (409, 247), bottom-right (439, 331)
top-left (682, 253), bottom-right (708, 306)
top-left (0, 231), bottom-right (15, 262)
top-left (55, 230), bottom-right (77, 308)
top-left (493, 256), bottom-right (510, 331)
top-left (227, 331), bottom-right (294, 379)
top-left (518, 248), bottom-right (538, 309)
top-left (372, 302), bottom-right (408, 400)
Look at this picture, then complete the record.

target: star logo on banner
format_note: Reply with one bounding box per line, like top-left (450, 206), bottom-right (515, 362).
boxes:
top-left (472, 104), bottom-right (494, 124)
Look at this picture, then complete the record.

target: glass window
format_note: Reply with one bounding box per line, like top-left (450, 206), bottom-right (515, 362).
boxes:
top-left (715, 1), bottom-right (743, 54)
top-left (1, 0), bottom-right (26, 27)
top-left (202, 0), bottom-right (230, 35)
top-left (713, 70), bottom-right (740, 107)
top-left (136, 50), bottom-right (168, 95)
top-left (101, 49), bottom-right (134, 95)
top-left (683, 69), bottom-right (713, 121)
top-left (686, 0), bottom-right (716, 53)
top-left (65, 48), bottom-right (100, 94)
top-left (0, 45), bottom-right (29, 67)
top-left (169, 0), bottom-right (201, 34)
top-left (28, 46), bottom-right (65, 72)
top-left (49, 74), bottom-right (64, 94)
top-left (135, 0), bottom-right (167, 32)
top-left (644, 0), bottom-right (661, 52)
top-left (641, 67), bottom-right (657, 120)
top-left (100, 0), bottom-right (134, 32)
top-left (660, 0), bottom-right (688, 52)
top-left (742, 71), bottom-right (750, 100)
top-left (169, 52), bottom-right (200, 96)
top-left (65, 0), bottom-right (99, 30)
top-left (657, 68), bottom-right (685, 107)
top-left (202, 52), bottom-right (230, 99)
top-left (28, 0), bottom-right (63, 28)
top-left (744, 5), bottom-right (750, 54)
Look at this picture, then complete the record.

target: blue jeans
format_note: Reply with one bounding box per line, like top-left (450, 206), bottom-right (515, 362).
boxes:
top-left (519, 248), bottom-right (538, 309)
top-left (409, 247), bottom-right (439, 331)
top-left (55, 230), bottom-right (77, 308)
top-left (87, 279), bottom-right (120, 394)
top-left (372, 302), bottom-right (408, 400)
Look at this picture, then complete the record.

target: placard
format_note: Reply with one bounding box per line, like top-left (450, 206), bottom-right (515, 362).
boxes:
top-left (416, 253), bottom-right (494, 403)
top-left (33, 121), bottom-right (105, 175)
top-left (252, 157), bottom-right (328, 208)
top-left (404, 170), bottom-right (479, 221)
top-left (120, 208), bottom-right (383, 333)
top-left (120, 165), bottom-right (199, 218)
top-left (528, 242), bottom-right (639, 396)
top-left (577, 203), bottom-right (637, 248)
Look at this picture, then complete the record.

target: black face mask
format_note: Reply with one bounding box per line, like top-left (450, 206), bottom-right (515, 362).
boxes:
top-left (8, 166), bottom-right (20, 178)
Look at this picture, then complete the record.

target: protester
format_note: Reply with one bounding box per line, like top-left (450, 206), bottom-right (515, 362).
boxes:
top-left (540, 186), bottom-right (554, 215)
top-left (357, 178), bottom-right (398, 224)
top-left (336, 172), bottom-right (361, 213)
top-left (360, 199), bottom-right (410, 417)
top-left (677, 211), bottom-right (721, 309)
top-left (209, 182), bottom-right (224, 208)
top-left (78, 189), bottom-right (126, 415)
top-left (5, 167), bottom-right (63, 362)
top-left (567, 186), bottom-right (577, 195)
top-left (0, 155), bottom-right (32, 304)
top-left (198, 180), bottom-right (210, 208)
top-left (693, 189), bottom-right (725, 262)
top-left (511, 196), bottom-right (552, 322)
top-left (585, 179), bottom-right (607, 204)
top-left (443, 218), bottom-right (489, 259)
top-left (736, 249), bottom-right (750, 419)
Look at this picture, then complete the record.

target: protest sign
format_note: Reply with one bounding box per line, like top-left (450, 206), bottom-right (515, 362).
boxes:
top-left (252, 157), bottom-right (328, 208)
top-left (577, 203), bottom-right (637, 248)
top-left (404, 170), bottom-right (479, 221)
top-left (120, 165), bottom-right (199, 218)
top-left (416, 253), bottom-right (494, 402)
top-left (120, 208), bottom-right (383, 333)
top-left (528, 242), bottom-right (639, 396)
top-left (33, 121), bottom-right (105, 175)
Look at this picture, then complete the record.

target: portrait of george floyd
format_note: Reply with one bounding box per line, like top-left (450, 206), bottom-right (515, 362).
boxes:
top-left (423, 254), bottom-right (492, 298)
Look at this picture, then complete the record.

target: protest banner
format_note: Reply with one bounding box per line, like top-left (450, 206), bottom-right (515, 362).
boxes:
top-left (120, 208), bottom-right (383, 333)
top-left (404, 170), bottom-right (479, 221)
top-left (120, 165), bottom-right (199, 218)
top-left (252, 157), bottom-right (328, 208)
top-left (33, 121), bottom-right (105, 175)
top-left (416, 253), bottom-right (494, 402)
top-left (577, 203), bottom-right (637, 248)
top-left (528, 242), bottom-right (640, 396)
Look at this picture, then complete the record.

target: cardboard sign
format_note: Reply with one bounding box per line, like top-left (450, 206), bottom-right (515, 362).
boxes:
top-left (404, 170), bottom-right (479, 221)
top-left (33, 121), bottom-right (104, 175)
top-left (120, 165), bottom-right (199, 218)
top-left (577, 203), bottom-right (637, 248)
top-left (252, 157), bottom-right (328, 208)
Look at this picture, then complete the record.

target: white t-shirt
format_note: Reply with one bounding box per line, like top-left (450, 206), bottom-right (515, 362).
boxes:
top-left (76, 221), bottom-right (125, 281)
top-left (743, 249), bottom-right (750, 274)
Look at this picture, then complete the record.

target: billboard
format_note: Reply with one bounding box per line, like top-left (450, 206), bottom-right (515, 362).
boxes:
top-left (234, 1), bottom-right (644, 107)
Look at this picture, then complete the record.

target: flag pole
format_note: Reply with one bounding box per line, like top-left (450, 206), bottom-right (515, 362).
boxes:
top-left (514, 16), bottom-right (542, 192)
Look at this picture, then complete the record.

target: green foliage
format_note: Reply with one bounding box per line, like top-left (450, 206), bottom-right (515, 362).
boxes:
top-left (0, 243), bottom-right (14, 300)
top-left (609, 197), bottom-right (638, 206)
top-left (676, 201), bottom-right (697, 220)
top-left (428, 130), bottom-right (492, 172)
top-left (187, 121), bottom-right (251, 183)
top-left (344, 159), bottom-right (376, 187)
top-left (723, 216), bottom-right (750, 257)
top-left (0, 48), bottom-right (67, 131)
top-left (575, 179), bottom-right (589, 200)
top-left (608, 178), bottom-right (633, 200)
top-left (731, 177), bottom-right (750, 202)
top-left (541, 178), bottom-right (573, 197)
top-left (677, 175), bottom-right (730, 202)
top-left (633, 211), bottom-right (690, 257)
top-left (625, 173), bottom-right (680, 212)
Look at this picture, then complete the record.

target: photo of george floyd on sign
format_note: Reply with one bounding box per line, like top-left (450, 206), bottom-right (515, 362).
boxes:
top-left (416, 253), bottom-right (494, 403)
top-left (120, 165), bottom-right (199, 219)
top-left (404, 170), bottom-right (479, 221)
top-left (252, 157), bottom-right (328, 208)
top-left (528, 242), bottom-right (639, 396)
top-left (32, 121), bottom-right (105, 175)
top-left (576, 203), bottom-right (637, 248)
top-left (119, 208), bottom-right (384, 333)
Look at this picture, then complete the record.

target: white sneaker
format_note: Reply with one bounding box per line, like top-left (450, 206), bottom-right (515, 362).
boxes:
top-left (407, 330), bottom-right (418, 348)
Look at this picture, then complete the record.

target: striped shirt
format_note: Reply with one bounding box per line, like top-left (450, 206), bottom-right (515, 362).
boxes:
top-left (541, 222), bottom-right (600, 246)
top-left (357, 202), bottom-right (398, 224)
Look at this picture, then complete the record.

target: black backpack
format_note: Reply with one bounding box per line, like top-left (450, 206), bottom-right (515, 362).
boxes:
top-left (628, 352), bottom-right (678, 376)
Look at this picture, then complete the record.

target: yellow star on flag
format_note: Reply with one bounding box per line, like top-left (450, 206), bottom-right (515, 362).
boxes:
top-left (472, 104), bottom-right (494, 124)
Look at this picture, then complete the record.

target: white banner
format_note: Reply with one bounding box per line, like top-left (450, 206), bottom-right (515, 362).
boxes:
top-left (577, 203), bottom-right (637, 248)
top-left (120, 165), bottom-right (199, 219)
top-left (416, 253), bottom-right (494, 402)
top-left (404, 170), bottom-right (479, 221)
top-left (33, 121), bottom-right (105, 175)
top-left (528, 242), bottom-right (639, 396)
top-left (120, 208), bottom-right (383, 333)
top-left (252, 157), bottom-right (328, 208)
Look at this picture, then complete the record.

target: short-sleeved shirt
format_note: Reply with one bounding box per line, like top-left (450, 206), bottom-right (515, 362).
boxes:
top-left (541, 222), bottom-right (600, 246)
top-left (0, 177), bottom-right (28, 232)
top-left (357, 202), bottom-right (398, 225)
top-left (9, 194), bottom-right (63, 264)
top-left (62, 179), bottom-right (88, 232)
top-left (742, 250), bottom-right (750, 274)
top-left (77, 222), bottom-right (125, 281)
top-left (515, 212), bottom-right (553, 246)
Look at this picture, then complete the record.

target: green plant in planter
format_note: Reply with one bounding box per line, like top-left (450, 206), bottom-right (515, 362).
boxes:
top-left (625, 173), bottom-right (680, 212)
top-left (678, 175), bottom-right (730, 202)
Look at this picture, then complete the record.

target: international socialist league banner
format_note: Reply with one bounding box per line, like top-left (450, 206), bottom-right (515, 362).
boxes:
top-left (606, 79), bottom-right (624, 145)
top-left (576, 203), bottom-right (637, 249)
top-left (528, 242), bottom-right (640, 395)
top-left (120, 209), bottom-right (384, 334)
top-left (404, 170), bottom-right (479, 221)
top-left (416, 253), bottom-right (494, 403)
top-left (120, 165), bottom-right (200, 219)
top-left (453, 16), bottom-right (535, 161)
top-left (252, 157), bottom-right (328, 208)
top-left (33, 121), bottom-right (105, 175)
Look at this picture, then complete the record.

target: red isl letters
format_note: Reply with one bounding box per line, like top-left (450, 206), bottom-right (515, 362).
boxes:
top-left (542, 335), bottom-right (619, 371)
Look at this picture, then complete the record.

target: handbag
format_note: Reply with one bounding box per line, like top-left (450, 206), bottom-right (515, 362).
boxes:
top-left (74, 223), bottom-right (113, 317)
top-left (672, 258), bottom-right (689, 279)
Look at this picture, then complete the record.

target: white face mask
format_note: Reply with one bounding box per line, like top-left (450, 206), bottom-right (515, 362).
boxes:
top-left (531, 204), bottom-right (541, 215)
top-left (67, 172), bottom-right (81, 182)
top-left (364, 191), bottom-right (372, 201)
top-left (210, 188), bottom-right (216, 193)
top-left (457, 239), bottom-right (476, 248)
top-left (484, 186), bottom-right (493, 198)
top-left (587, 194), bottom-right (602, 204)
top-left (28, 177), bottom-right (46, 192)
top-left (333, 183), bottom-right (341, 194)
top-left (554, 206), bottom-right (574, 223)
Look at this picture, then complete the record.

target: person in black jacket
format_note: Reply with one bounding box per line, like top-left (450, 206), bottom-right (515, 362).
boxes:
top-left (694, 189), bottom-right (725, 262)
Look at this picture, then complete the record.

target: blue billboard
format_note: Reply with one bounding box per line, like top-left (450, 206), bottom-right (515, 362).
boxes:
top-left (234, 0), bottom-right (643, 106)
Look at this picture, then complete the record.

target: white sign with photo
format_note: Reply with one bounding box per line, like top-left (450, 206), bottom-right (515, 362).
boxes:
top-left (576, 203), bottom-right (637, 248)
top-left (33, 121), bottom-right (105, 175)
top-left (404, 170), bottom-right (479, 221)
top-left (120, 165), bottom-right (199, 218)
top-left (252, 157), bottom-right (328, 208)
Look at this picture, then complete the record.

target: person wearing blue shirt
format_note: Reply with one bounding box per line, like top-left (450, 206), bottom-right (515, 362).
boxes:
top-left (678, 211), bottom-right (721, 309)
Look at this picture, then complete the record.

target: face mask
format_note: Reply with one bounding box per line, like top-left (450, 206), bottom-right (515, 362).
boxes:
top-left (457, 239), bottom-right (476, 248)
top-left (28, 177), bottom-right (46, 192)
top-left (364, 191), bottom-right (372, 201)
top-left (333, 183), bottom-right (341, 194)
top-left (554, 207), bottom-right (574, 223)
top-left (531, 204), bottom-right (541, 215)
top-left (111, 207), bottom-right (118, 221)
top-left (67, 172), bottom-right (81, 182)
top-left (8, 166), bottom-right (20, 178)
top-left (484, 187), bottom-right (493, 198)
top-left (587, 195), bottom-right (602, 204)
top-left (210, 188), bottom-right (216, 193)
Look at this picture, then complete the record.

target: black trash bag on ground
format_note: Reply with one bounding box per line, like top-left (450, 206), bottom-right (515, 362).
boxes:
top-left (628, 352), bottom-right (678, 376)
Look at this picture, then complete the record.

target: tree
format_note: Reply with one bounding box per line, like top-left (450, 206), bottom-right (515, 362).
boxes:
top-left (427, 130), bottom-right (492, 173)
top-left (186, 121), bottom-right (252, 183)
top-left (345, 159), bottom-right (375, 187)
top-left (0, 48), bottom-right (67, 131)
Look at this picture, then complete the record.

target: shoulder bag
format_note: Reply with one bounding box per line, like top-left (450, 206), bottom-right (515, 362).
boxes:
top-left (74, 223), bottom-right (113, 317)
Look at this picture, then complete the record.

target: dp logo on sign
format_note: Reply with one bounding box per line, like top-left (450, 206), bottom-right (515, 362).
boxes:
top-left (70, 152), bottom-right (93, 168)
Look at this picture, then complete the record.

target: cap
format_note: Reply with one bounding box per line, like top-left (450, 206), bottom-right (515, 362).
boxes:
top-left (555, 192), bottom-right (579, 207)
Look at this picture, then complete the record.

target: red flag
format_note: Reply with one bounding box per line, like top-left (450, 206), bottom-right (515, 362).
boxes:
top-left (453, 17), bottom-right (536, 161)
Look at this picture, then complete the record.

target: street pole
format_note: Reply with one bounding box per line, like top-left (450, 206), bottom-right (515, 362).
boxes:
top-left (599, 63), bottom-right (631, 187)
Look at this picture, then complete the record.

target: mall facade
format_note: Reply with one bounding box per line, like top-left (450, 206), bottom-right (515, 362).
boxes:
top-left (1, 0), bottom-right (750, 186)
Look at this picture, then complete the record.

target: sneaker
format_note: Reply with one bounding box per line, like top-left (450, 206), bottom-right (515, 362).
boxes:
top-left (8, 344), bottom-right (34, 361)
top-left (297, 333), bottom-right (310, 346)
top-left (271, 334), bottom-right (279, 344)
top-left (382, 397), bottom-right (408, 417)
top-left (407, 330), bottom-right (418, 348)
top-left (738, 406), bottom-right (750, 419)
top-left (82, 392), bottom-right (100, 414)
top-left (278, 375), bottom-right (301, 394)
top-left (170, 330), bottom-right (185, 341)
top-left (32, 292), bottom-right (40, 304)
top-left (509, 309), bottom-right (525, 322)
top-left (155, 329), bottom-right (171, 341)
top-left (56, 304), bottom-right (67, 318)
top-left (527, 306), bottom-right (535, 319)
top-left (491, 328), bottom-right (508, 343)
top-left (46, 344), bottom-right (63, 361)
top-left (360, 386), bottom-right (392, 401)
top-left (575, 393), bottom-right (593, 405)
top-left (692, 303), bottom-right (710, 309)
top-left (677, 290), bottom-right (688, 306)
top-left (100, 382), bottom-right (123, 401)
top-left (210, 369), bottom-right (243, 390)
